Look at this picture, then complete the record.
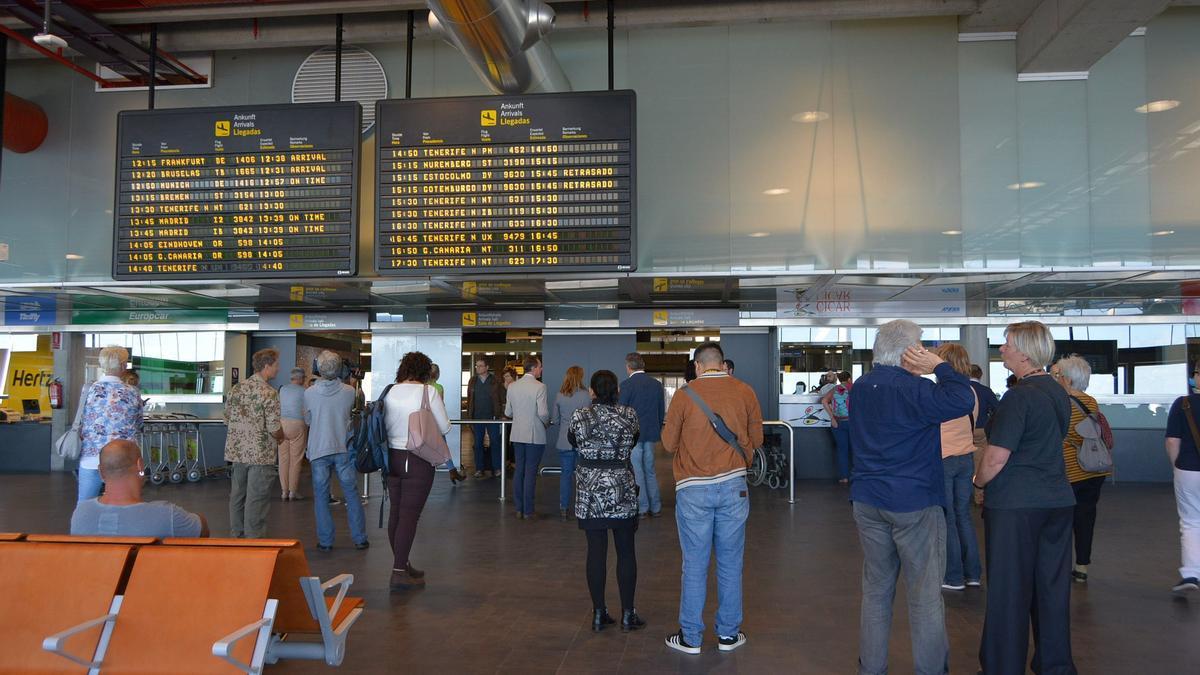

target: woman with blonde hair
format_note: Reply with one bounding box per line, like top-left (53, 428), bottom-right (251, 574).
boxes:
top-left (974, 321), bottom-right (1076, 674)
top-left (551, 366), bottom-right (591, 520)
top-left (78, 346), bottom-right (144, 502)
top-left (932, 343), bottom-right (981, 591)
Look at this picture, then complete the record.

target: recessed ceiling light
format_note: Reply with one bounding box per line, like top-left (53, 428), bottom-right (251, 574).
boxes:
top-left (65, 253), bottom-right (84, 260)
top-left (763, 188), bottom-right (790, 196)
top-left (1006, 181), bottom-right (1045, 190)
top-left (748, 232), bottom-right (771, 238)
top-left (1148, 229), bottom-right (1175, 236)
top-left (1135, 99), bottom-right (1180, 114)
top-left (941, 230), bottom-right (963, 235)
top-left (791, 111), bottom-right (830, 123)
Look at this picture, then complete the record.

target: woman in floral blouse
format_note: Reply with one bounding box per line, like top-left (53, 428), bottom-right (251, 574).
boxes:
top-left (568, 370), bottom-right (646, 634)
top-left (78, 345), bottom-right (144, 502)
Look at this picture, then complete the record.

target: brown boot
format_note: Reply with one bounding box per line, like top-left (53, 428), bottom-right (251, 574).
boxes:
top-left (390, 568), bottom-right (426, 591)
top-left (404, 562), bottom-right (425, 579)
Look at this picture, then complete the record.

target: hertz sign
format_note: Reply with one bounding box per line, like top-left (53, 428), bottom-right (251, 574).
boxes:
top-left (112, 102), bottom-right (362, 280)
top-left (374, 91), bottom-right (637, 275)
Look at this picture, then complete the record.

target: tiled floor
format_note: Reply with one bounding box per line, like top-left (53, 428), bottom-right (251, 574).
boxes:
top-left (2, 460), bottom-right (1197, 674)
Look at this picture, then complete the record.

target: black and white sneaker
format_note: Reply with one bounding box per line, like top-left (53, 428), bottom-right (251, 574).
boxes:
top-left (665, 631), bottom-right (701, 655)
top-left (1172, 577), bottom-right (1199, 594)
top-left (718, 632), bottom-right (747, 652)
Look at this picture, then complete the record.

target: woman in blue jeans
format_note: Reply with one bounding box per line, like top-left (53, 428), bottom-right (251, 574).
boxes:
top-left (551, 366), bottom-right (591, 521)
top-left (934, 344), bottom-right (982, 590)
top-left (821, 371), bottom-right (853, 483)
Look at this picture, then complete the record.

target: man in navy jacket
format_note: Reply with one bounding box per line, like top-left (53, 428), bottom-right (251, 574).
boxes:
top-left (619, 352), bottom-right (666, 517)
top-left (849, 320), bottom-right (974, 675)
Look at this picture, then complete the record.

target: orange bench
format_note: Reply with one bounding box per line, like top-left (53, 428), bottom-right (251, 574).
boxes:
top-left (0, 533), bottom-right (25, 541)
top-left (0, 541), bottom-right (135, 674)
top-left (43, 546), bottom-right (280, 674)
top-left (163, 538), bottom-right (364, 666)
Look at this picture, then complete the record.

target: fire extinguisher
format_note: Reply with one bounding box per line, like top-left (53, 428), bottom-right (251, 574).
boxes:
top-left (48, 378), bottom-right (64, 410)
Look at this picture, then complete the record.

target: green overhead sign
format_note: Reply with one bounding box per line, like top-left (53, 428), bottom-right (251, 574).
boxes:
top-left (70, 297), bottom-right (228, 325)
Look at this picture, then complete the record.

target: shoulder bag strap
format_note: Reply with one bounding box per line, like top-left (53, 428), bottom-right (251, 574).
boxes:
top-left (1067, 394), bottom-right (1095, 416)
top-left (680, 384), bottom-right (748, 461)
top-left (421, 384), bottom-right (431, 411)
top-left (72, 383), bottom-right (94, 429)
top-left (1182, 398), bottom-right (1200, 449)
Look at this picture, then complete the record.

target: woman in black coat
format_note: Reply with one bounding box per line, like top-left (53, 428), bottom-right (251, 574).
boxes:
top-left (568, 370), bottom-right (647, 633)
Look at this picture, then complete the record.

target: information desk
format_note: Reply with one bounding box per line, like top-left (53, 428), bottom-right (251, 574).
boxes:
top-left (374, 91), bottom-right (636, 275)
top-left (113, 102), bottom-right (362, 280)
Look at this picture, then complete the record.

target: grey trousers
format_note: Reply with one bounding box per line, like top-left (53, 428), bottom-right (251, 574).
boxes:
top-left (230, 462), bottom-right (278, 538)
top-left (853, 502), bottom-right (949, 675)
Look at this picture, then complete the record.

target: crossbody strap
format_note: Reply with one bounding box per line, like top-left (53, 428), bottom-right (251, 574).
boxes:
top-left (1182, 398), bottom-right (1200, 450)
top-left (680, 384), bottom-right (748, 461)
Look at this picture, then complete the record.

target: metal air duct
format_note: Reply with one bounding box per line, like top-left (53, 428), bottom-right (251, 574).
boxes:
top-left (426, 0), bottom-right (569, 94)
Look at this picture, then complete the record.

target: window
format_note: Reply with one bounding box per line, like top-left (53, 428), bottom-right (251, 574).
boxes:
top-left (84, 331), bottom-right (225, 395)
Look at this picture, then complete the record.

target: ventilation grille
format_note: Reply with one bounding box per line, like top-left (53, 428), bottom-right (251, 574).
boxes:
top-left (292, 46), bottom-right (387, 134)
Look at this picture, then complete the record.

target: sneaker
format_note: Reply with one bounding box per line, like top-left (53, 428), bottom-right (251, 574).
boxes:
top-left (472, 470), bottom-right (484, 479)
top-left (941, 583), bottom-right (966, 591)
top-left (1071, 571), bottom-right (1088, 584)
top-left (328, 496), bottom-right (342, 506)
top-left (965, 579), bottom-right (982, 587)
top-left (1172, 577), bottom-right (1199, 594)
top-left (717, 632), bottom-right (747, 652)
top-left (316, 544), bottom-right (333, 552)
top-left (354, 540), bottom-right (370, 550)
top-left (665, 631), bottom-right (701, 655)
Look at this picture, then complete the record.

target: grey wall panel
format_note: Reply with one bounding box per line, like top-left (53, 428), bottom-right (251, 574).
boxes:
top-left (250, 333), bottom-right (297, 390)
top-left (541, 331), bottom-right (636, 467)
top-left (719, 331), bottom-right (773, 419)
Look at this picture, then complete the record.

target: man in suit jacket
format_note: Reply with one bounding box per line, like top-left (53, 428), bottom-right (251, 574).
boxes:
top-left (505, 356), bottom-right (549, 518)
top-left (619, 352), bottom-right (666, 517)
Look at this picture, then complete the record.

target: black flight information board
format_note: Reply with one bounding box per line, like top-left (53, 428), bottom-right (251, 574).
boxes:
top-left (113, 102), bottom-right (361, 280)
top-left (375, 90), bottom-right (636, 275)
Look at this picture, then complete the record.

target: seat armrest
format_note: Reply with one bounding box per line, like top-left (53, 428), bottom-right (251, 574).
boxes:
top-left (212, 599), bottom-right (277, 675)
top-left (318, 573), bottom-right (354, 622)
top-left (42, 596), bottom-right (123, 670)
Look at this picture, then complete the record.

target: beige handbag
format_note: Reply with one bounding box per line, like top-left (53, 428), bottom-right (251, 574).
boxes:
top-left (406, 385), bottom-right (451, 467)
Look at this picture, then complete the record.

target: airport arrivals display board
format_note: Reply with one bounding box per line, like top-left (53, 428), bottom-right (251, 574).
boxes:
top-left (113, 102), bottom-right (361, 280)
top-left (375, 91), bottom-right (636, 275)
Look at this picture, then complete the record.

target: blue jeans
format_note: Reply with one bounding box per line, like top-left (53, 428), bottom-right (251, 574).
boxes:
top-left (472, 423), bottom-right (502, 473)
top-left (675, 477), bottom-right (749, 645)
top-left (77, 467), bottom-right (103, 502)
top-left (513, 442), bottom-right (543, 515)
top-left (942, 454), bottom-right (982, 585)
top-left (311, 452), bottom-right (367, 547)
top-left (630, 441), bottom-right (662, 515)
top-left (831, 420), bottom-right (852, 479)
top-left (558, 449), bottom-right (577, 510)
top-left (852, 502), bottom-right (948, 675)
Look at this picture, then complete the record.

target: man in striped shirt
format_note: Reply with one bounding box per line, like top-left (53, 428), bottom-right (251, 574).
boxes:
top-left (661, 341), bottom-right (763, 655)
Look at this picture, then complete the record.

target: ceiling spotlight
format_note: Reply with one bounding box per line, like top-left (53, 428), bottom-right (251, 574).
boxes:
top-left (748, 232), bottom-right (771, 238)
top-left (1148, 229), bottom-right (1175, 236)
top-left (941, 230), bottom-right (963, 236)
top-left (1135, 100), bottom-right (1180, 114)
top-left (763, 188), bottom-right (790, 196)
top-left (65, 253), bottom-right (83, 260)
top-left (791, 111), bottom-right (829, 123)
top-left (1006, 181), bottom-right (1045, 190)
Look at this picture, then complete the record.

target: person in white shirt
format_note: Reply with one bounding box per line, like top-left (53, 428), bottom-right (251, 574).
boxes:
top-left (382, 351), bottom-right (461, 591)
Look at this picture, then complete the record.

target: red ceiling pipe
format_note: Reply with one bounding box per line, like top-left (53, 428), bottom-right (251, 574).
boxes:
top-left (3, 92), bottom-right (49, 153)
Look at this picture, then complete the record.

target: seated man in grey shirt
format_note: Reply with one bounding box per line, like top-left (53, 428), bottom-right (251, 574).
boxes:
top-left (71, 439), bottom-right (208, 538)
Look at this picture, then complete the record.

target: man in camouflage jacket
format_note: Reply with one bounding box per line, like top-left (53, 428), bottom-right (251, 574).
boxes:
top-left (225, 348), bottom-right (285, 538)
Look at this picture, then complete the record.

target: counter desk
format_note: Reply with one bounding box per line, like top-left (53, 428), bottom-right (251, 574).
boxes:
top-left (0, 421), bottom-right (53, 473)
top-left (779, 395), bottom-right (837, 480)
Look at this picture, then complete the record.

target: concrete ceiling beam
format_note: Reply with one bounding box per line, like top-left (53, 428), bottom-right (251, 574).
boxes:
top-left (1016, 0), bottom-right (1171, 74)
top-left (959, 0), bottom-right (1041, 33)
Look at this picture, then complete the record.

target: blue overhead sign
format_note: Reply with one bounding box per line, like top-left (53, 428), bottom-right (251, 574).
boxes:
top-left (4, 295), bottom-right (57, 326)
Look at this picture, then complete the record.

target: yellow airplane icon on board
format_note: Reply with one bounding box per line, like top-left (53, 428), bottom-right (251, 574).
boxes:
top-left (480, 110), bottom-right (497, 126)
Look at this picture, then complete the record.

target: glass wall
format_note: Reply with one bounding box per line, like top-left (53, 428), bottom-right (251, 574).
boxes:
top-left (6, 12), bottom-right (1200, 281)
top-left (84, 332), bottom-right (226, 395)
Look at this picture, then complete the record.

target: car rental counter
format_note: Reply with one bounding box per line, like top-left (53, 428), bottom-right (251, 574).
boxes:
top-left (0, 418), bottom-right (53, 473)
top-left (779, 394), bottom-right (838, 480)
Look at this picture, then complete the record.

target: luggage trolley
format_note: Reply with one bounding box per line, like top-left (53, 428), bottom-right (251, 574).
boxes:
top-left (142, 413), bottom-right (209, 485)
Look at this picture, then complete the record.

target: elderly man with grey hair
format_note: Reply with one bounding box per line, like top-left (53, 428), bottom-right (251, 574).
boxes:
top-left (77, 345), bottom-right (144, 502)
top-left (304, 350), bottom-right (368, 551)
top-left (848, 319), bottom-right (974, 675)
top-left (278, 367), bottom-right (309, 501)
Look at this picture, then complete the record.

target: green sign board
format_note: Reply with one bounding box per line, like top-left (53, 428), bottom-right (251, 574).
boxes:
top-left (70, 297), bottom-right (228, 325)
